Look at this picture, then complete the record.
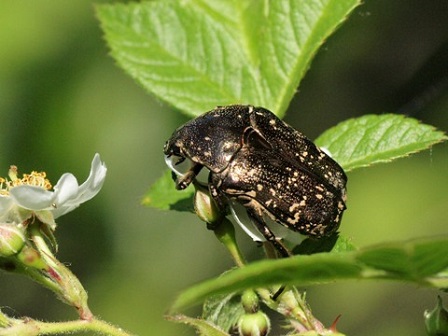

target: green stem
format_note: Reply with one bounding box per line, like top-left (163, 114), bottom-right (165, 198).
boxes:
top-left (0, 317), bottom-right (134, 336)
top-left (28, 222), bottom-right (92, 320)
top-left (213, 218), bottom-right (246, 268)
top-left (7, 255), bottom-right (61, 293)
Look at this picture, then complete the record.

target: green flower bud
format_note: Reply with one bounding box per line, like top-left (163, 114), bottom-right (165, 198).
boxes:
top-left (0, 223), bottom-right (25, 256)
top-left (241, 290), bottom-right (260, 314)
top-left (424, 296), bottom-right (448, 336)
top-left (238, 311), bottom-right (271, 336)
top-left (193, 184), bottom-right (222, 224)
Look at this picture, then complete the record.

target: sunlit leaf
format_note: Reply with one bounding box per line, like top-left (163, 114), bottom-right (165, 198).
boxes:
top-left (97, 0), bottom-right (361, 118)
top-left (316, 114), bottom-right (447, 171)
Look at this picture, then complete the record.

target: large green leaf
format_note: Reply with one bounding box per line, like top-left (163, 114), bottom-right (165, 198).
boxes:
top-left (97, 0), bottom-right (361, 117)
top-left (171, 236), bottom-right (448, 311)
top-left (315, 114), bottom-right (447, 171)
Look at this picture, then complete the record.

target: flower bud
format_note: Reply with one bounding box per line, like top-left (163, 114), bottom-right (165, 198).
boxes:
top-left (424, 296), bottom-right (448, 336)
top-left (241, 290), bottom-right (260, 314)
top-left (238, 311), bottom-right (271, 336)
top-left (0, 223), bottom-right (25, 256)
top-left (193, 184), bottom-right (222, 224)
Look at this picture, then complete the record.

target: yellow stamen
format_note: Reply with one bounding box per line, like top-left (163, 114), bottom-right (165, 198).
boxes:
top-left (0, 167), bottom-right (52, 196)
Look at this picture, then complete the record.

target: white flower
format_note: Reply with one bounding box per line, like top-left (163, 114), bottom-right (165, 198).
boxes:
top-left (0, 153), bottom-right (107, 229)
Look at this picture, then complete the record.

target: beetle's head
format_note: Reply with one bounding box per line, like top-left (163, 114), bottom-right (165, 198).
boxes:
top-left (164, 135), bottom-right (189, 179)
top-left (163, 106), bottom-right (253, 173)
top-left (163, 136), bottom-right (183, 158)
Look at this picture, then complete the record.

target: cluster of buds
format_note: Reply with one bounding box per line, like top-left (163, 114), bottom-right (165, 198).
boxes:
top-left (0, 154), bottom-right (106, 320)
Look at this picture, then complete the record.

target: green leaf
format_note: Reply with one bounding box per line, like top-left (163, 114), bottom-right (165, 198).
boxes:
top-left (202, 293), bottom-right (244, 333)
top-left (97, 0), bottom-right (361, 118)
top-left (142, 169), bottom-right (194, 212)
top-left (315, 114), bottom-right (447, 171)
top-left (171, 236), bottom-right (448, 310)
top-left (331, 235), bottom-right (357, 253)
top-left (171, 253), bottom-right (362, 311)
top-left (357, 237), bottom-right (448, 280)
top-left (166, 314), bottom-right (229, 336)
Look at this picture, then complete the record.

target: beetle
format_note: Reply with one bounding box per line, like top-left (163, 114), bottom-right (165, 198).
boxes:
top-left (163, 105), bottom-right (347, 257)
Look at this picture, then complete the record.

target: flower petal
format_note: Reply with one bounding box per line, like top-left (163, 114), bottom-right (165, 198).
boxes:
top-left (52, 154), bottom-right (106, 218)
top-left (53, 173), bottom-right (79, 205)
top-left (51, 204), bottom-right (79, 219)
top-left (9, 185), bottom-right (55, 210)
top-left (72, 153), bottom-right (107, 204)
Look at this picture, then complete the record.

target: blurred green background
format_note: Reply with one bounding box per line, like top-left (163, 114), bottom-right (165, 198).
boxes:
top-left (0, 1), bottom-right (447, 335)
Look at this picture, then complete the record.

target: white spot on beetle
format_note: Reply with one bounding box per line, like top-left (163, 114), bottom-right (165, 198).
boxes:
top-left (315, 185), bottom-right (324, 192)
top-left (289, 203), bottom-right (300, 212)
top-left (287, 212), bottom-right (301, 224)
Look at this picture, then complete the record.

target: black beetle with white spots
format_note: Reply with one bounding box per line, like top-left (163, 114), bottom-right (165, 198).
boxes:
top-left (164, 105), bottom-right (347, 258)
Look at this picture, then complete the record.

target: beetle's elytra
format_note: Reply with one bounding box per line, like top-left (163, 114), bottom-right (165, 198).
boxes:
top-left (164, 105), bottom-right (347, 257)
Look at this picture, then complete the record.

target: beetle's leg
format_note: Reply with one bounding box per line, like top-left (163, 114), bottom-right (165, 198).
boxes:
top-left (246, 207), bottom-right (290, 300)
top-left (176, 163), bottom-right (203, 190)
top-left (272, 285), bottom-right (286, 301)
top-left (245, 208), bottom-right (292, 258)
